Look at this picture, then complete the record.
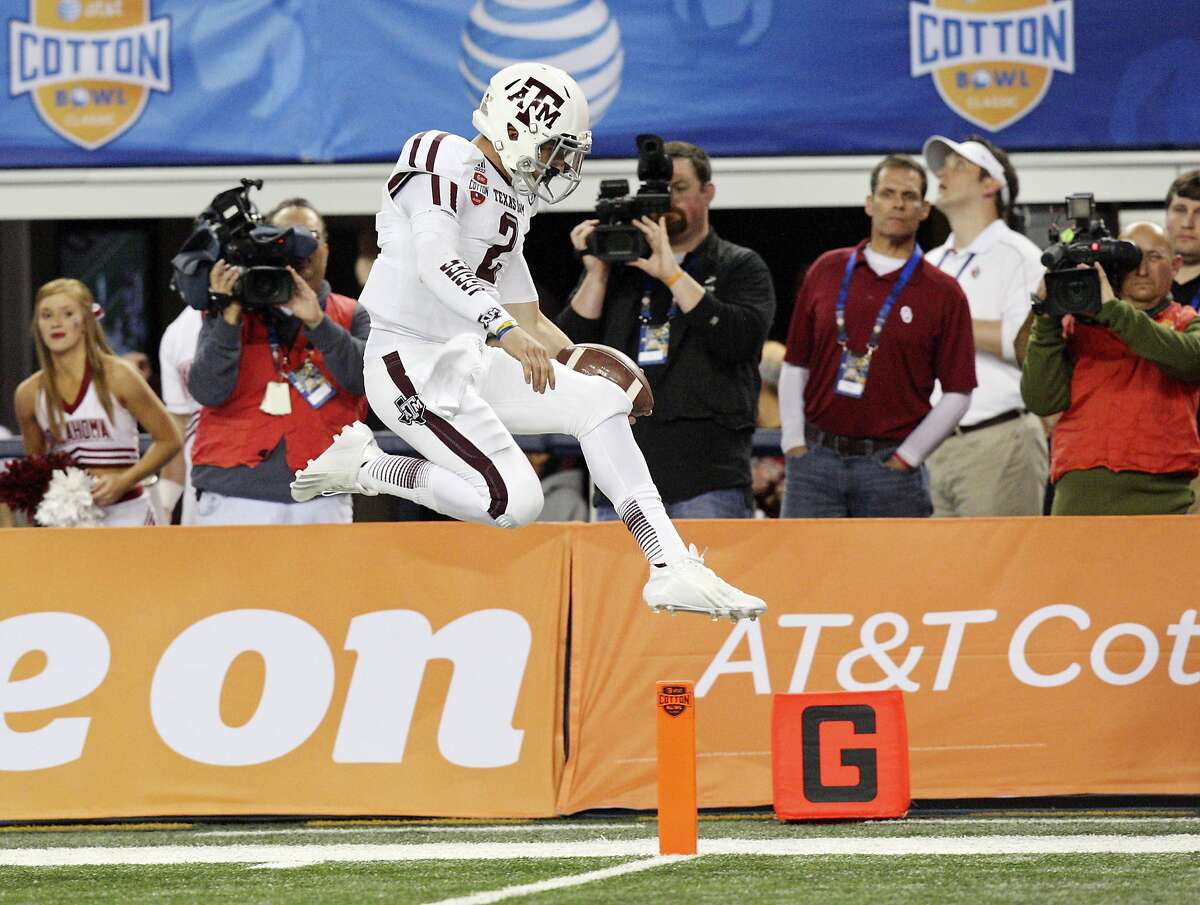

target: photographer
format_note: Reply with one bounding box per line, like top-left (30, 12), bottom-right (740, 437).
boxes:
top-left (557, 140), bottom-right (775, 518)
top-left (1022, 222), bottom-right (1200, 515)
top-left (188, 198), bottom-right (369, 525)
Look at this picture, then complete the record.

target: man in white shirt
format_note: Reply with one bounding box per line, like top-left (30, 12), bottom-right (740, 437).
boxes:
top-left (157, 306), bottom-right (203, 523)
top-left (922, 135), bottom-right (1048, 517)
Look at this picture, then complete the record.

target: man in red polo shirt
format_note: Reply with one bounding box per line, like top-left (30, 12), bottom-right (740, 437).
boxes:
top-left (1022, 222), bottom-right (1200, 515)
top-left (779, 154), bottom-right (977, 518)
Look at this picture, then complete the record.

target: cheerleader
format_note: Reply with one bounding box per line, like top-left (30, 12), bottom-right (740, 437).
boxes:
top-left (13, 279), bottom-right (182, 526)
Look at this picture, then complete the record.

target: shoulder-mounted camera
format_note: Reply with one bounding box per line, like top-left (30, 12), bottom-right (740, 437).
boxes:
top-left (1037, 193), bottom-right (1141, 318)
top-left (170, 178), bottom-right (319, 311)
top-left (585, 133), bottom-right (674, 263)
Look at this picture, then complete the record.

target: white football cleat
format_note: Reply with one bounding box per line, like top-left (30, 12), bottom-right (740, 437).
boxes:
top-left (643, 545), bottom-right (766, 623)
top-left (290, 421), bottom-right (381, 502)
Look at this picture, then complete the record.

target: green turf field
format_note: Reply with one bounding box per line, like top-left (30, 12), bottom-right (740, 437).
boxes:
top-left (2, 811), bottom-right (1198, 904)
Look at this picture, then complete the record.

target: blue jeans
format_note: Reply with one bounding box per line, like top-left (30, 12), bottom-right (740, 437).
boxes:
top-left (594, 486), bottom-right (753, 522)
top-left (781, 445), bottom-right (932, 518)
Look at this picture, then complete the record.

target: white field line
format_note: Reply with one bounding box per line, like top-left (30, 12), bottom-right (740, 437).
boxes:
top-left (197, 816), bottom-right (1200, 838)
top-left (910, 744), bottom-right (1049, 752)
top-left (407, 856), bottom-right (693, 905)
top-left (3, 835), bottom-right (1200, 867)
top-left (615, 751), bottom-right (770, 764)
top-left (200, 823), bottom-right (649, 837)
top-left (909, 817), bottom-right (1200, 824)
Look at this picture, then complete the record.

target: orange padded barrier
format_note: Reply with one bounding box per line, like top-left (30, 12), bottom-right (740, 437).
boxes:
top-left (558, 518), bottom-right (1200, 813)
top-left (4, 516), bottom-right (1199, 821)
top-left (0, 523), bottom-right (570, 821)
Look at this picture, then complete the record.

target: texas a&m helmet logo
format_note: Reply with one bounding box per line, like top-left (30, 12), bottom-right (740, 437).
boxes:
top-left (909, 0), bottom-right (1074, 131)
top-left (504, 74), bottom-right (566, 130)
top-left (9, 0), bottom-right (172, 150)
top-left (657, 685), bottom-right (693, 718)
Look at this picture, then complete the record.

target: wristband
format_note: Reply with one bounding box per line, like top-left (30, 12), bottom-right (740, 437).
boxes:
top-left (664, 270), bottom-right (685, 289)
top-left (493, 320), bottom-right (517, 340)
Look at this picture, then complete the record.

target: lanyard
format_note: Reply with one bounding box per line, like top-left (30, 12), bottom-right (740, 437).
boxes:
top-left (836, 246), bottom-right (922, 354)
top-left (638, 258), bottom-right (690, 324)
top-left (937, 247), bottom-right (976, 281)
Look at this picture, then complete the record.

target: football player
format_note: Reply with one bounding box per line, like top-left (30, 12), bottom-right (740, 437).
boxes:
top-left (291, 62), bottom-right (764, 622)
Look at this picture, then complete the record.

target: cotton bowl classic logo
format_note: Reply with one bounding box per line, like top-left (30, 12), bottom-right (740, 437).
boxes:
top-left (8, 0), bottom-right (171, 150)
top-left (909, 0), bottom-right (1073, 131)
top-left (657, 685), bottom-right (692, 718)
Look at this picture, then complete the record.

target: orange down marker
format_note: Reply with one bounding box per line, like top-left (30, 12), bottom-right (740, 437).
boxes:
top-left (655, 680), bottom-right (698, 855)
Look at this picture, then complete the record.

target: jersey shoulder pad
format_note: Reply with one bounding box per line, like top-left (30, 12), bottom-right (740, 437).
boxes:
top-left (394, 131), bottom-right (480, 183)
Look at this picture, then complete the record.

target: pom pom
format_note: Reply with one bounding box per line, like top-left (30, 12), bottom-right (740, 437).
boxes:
top-left (35, 467), bottom-right (105, 528)
top-left (0, 452), bottom-right (77, 518)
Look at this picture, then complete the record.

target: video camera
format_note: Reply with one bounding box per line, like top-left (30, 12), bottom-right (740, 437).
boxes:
top-left (1037, 193), bottom-right (1142, 318)
top-left (586, 133), bottom-right (673, 263)
top-left (171, 178), bottom-right (319, 311)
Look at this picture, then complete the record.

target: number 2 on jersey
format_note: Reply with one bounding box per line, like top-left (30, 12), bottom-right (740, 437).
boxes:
top-left (477, 212), bottom-right (518, 284)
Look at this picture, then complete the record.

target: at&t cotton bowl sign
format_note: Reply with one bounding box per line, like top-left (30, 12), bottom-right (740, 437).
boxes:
top-left (8, 0), bottom-right (171, 150)
top-left (909, 0), bottom-right (1074, 131)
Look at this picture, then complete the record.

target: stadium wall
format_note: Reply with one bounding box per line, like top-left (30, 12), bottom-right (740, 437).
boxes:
top-left (0, 518), bottom-right (1196, 821)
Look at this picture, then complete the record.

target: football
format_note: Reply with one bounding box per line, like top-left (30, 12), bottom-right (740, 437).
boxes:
top-left (555, 343), bottom-right (654, 417)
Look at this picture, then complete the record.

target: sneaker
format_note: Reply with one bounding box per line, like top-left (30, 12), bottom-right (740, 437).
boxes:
top-left (290, 421), bottom-right (381, 502)
top-left (642, 545), bottom-right (766, 623)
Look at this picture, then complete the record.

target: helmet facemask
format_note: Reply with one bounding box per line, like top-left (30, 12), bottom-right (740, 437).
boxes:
top-left (514, 132), bottom-right (591, 204)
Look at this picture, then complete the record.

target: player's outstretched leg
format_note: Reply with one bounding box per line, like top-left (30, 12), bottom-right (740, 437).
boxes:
top-left (579, 413), bottom-right (766, 623)
top-left (290, 420), bottom-right (541, 527)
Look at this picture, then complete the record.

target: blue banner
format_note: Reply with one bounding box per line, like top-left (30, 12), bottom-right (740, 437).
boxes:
top-left (1, 0), bottom-right (1196, 167)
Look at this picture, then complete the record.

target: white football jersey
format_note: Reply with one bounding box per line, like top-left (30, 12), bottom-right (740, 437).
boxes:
top-left (36, 364), bottom-right (139, 469)
top-left (158, 305), bottom-right (202, 449)
top-left (361, 130), bottom-right (538, 343)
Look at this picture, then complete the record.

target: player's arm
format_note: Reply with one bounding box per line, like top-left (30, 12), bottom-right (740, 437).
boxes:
top-left (399, 176), bottom-right (514, 336)
top-left (506, 300), bottom-right (571, 358)
top-left (14, 375), bottom-right (46, 456)
top-left (498, 252), bottom-right (572, 356)
top-left (94, 357), bottom-right (182, 506)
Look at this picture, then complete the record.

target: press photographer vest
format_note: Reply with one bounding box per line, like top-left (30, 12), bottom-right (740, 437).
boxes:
top-left (1052, 301), bottom-right (1200, 482)
top-left (191, 293), bottom-right (367, 472)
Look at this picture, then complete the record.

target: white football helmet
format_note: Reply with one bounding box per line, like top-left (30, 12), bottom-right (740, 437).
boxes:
top-left (472, 62), bottom-right (592, 205)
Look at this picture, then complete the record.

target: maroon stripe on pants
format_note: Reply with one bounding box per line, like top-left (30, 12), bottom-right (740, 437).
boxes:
top-left (449, 182), bottom-right (458, 212)
top-left (431, 175), bottom-right (442, 206)
top-left (407, 131), bottom-right (427, 169)
top-left (382, 350), bottom-right (508, 520)
top-left (425, 131), bottom-right (447, 173)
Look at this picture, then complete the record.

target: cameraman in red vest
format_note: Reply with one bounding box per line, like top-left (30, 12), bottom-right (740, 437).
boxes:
top-left (189, 199), bottom-right (369, 524)
top-left (1022, 222), bottom-right (1200, 515)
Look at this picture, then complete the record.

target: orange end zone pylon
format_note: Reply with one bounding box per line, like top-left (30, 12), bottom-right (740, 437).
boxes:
top-left (655, 680), bottom-right (698, 855)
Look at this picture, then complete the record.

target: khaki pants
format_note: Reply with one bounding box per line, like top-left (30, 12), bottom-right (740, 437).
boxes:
top-left (928, 413), bottom-right (1048, 517)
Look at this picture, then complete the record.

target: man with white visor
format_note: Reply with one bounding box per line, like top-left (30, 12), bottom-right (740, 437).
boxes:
top-left (922, 134), bottom-right (1048, 517)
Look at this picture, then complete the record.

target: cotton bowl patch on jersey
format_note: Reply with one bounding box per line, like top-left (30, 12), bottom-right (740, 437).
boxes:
top-left (470, 163), bottom-right (488, 206)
